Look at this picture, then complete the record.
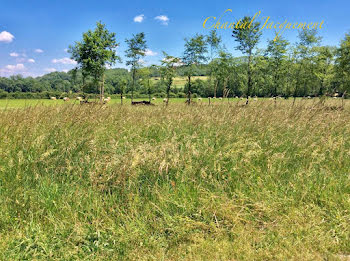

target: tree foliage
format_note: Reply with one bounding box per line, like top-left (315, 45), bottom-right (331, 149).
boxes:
top-left (125, 32), bottom-right (147, 102)
top-left (160, 52), bottom-right (180, 104)
top-left (183, 34), bottom-right (208, 103)
top-left (69, 21), bottom-right (120, 101)
top-left (232, 16), bottom-right (262, 103)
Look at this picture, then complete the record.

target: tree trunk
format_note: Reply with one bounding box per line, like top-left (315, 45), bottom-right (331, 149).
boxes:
top-left (166, 85), bottom-right (170, 107)
top-left (82, 75), bottom-right (86, 101)
top-left (342, 91), bottom-right (347, 108)
top-left (214, 80), bottom-right (218, 98)
top-left (99, 77), bottom-right (102, 103)
top-left (223, 78), bottom-right (229, 102)
top-left (274, 67), bottom-right (278, 97)
top-left (246, 53), bottom-right (252, 105)
top-left (293, 87), bottom-right (297, 106)
top-left (101, 73), bottom-right (105, 103)
top-left (187, 75), bottom-right (191, 105)
top-left (293, 63), bottom-right (302, 106)
top-left (319, 78), bottom-right (324, 96)
top-left (148, 79), bottom-right (151, 103)
top-left (131, 68), bottom-right (135, 103)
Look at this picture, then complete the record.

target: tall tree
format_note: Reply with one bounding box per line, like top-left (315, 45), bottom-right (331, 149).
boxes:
top-left (206, 29), bottom-right (222, 97)
top-left (160, 52), bottom-right (180, 106)
top-left (232, 16), bottom-right (262, 104)
top-left (335, 33), bottom-right (350, 106)
top-left (69, 21), bottom-right (120, 102)
top-left (265, 33), bottom-right (289, 97)
top-left (138, 67), bottom-right (153, 102)
top-left (293, 29), bottom-right (321, 104)
top-left (183, 34), bottom-right (208, 104)
top-left (314, 46), bottom-right (336, 96)
top-left (125, 33), bottom-right (147, 103)
top-left (206, 29), bottom-right (222, 60)
top-left (251, 49), bottom-right (269, 97)
top-left (211, 49), bottom-right (233, 99)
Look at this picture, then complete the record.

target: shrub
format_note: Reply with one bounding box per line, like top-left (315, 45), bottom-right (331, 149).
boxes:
top-left (0, 90), bottom-right (8, 99)
top-left (153, 92), bottom-right (166, 98)
top-left (168, 92), bottom-right (177, 98)
top-left (177, 92), bottom-right (186, 98)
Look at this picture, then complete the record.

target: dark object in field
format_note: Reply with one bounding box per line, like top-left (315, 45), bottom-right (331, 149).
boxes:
top-left (80, 100), bottom-right (98, 105)
top-left (185, 100), bottom-right (196, 105)
top-left (131, 101), bottom-right (155, 106)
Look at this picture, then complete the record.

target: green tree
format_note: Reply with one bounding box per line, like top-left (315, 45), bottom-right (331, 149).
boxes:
top-left (314, 46), bottom-right (336, 96)
top-left (251, 49), bottom-right (269, 97)
top-left (160, 52), bottom-right (180, 106)
top-left (335, 33), bottom-right (350, 104)
top-left (232, 16), bottom-right (262, 104)
top-left (206, 29), bottom-right (222, 60)
top-left (211, 49), bottom-right (232, 99)
top-left (120, 78), bottom-right (127, 104)
top-left (265, 33), bottom-right (289, 97)
top-left (138, 67), bottom-right (153, 102)
top-left (69, 21), bottom-right (120, 102)
top-left (183, 34), bottom-right (208, 104)
top-left (206, 29), bottom-right (222, 97)
top-left (125, 33), bottom-right (147, 103)
top-left (293, 29), bottom-right (321, 104)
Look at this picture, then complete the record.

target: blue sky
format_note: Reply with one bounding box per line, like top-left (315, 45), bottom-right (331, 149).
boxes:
top-left (0, 0), bottom-right (349, 77)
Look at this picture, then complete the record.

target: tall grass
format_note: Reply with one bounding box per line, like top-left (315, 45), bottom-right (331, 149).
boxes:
top-left (0, 99), bottom-right (349, 260)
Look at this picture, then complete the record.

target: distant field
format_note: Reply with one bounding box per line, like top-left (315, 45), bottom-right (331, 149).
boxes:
top-left (0, 97), bottom-right (346, 109)
top-left (151, 76), bottom-right (208, 88)
top-left (0, 99), bottom-right (349, 260)
top-left (0, 97), bottom-right (235, 108)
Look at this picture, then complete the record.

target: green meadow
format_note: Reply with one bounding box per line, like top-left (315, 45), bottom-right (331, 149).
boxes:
top-left (0, 96), bottom-right (230, 108)
top-left (0, 99), bottom-right (349, 260)
top-left (151, 76), bottom-right (208, 88)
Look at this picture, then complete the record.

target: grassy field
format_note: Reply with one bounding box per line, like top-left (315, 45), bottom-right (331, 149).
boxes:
top-left (0, 98), bottom-right (179, 108)
top-left (0, 97), bottom-right (227, 108)
top-left (151, 76), bottom-right (208, 88)
top-left (0, 99), bottom-right (349, 260)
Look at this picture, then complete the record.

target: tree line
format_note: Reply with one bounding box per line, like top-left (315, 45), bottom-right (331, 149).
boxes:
top-left (0, 19), bottom-right (349, 102)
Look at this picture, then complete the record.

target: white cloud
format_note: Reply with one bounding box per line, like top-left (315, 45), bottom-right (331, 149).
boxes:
top-left (145, 49), bottom-right (158, 56)
top-left (10, 52), bottom-right (19, 57)
top-left (113, 46), bottom-right (119, 55)
top-left (134, 14), bottom-right (144, 23)
top-left (52, 57), bottom-right (77, 65)
top-left (0, 63), bottom-right (26, 76)
top-left (174, 62), bottom-right (184, 66)
top-left (62, 69), bottom-right (69, 73)
top-left (138, 58), bottom-right (146, 64)
top-left (155, 15), bottom-right (169, 25)
top-left (35, 49), bottom-right (44, 53)
top-left (28, 59), bottom-right (35, 63)
top-left (162, 57), bottom-right (184, 66)
top-left (5, 64), bottom-right (25, 71)
top-left (0, 31), bottom-right (15, 43)
top-left (44, 68), bottom-right (57, 73)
